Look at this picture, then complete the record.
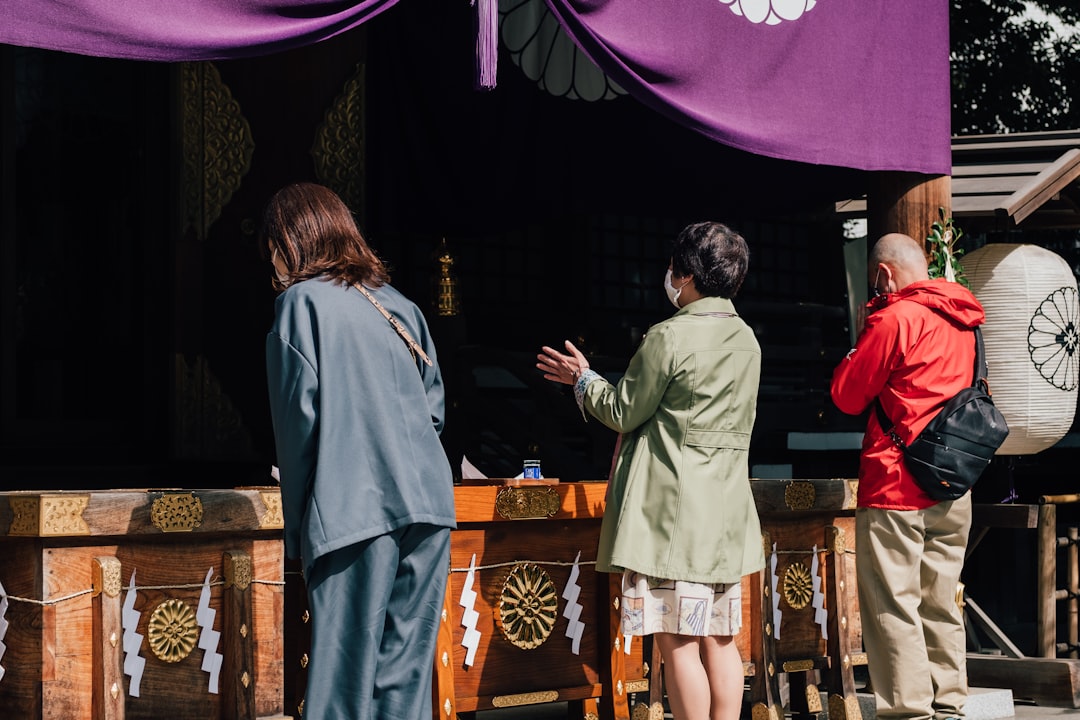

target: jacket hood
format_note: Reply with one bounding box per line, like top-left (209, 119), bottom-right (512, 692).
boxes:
top-left (874, 279), bottom-right (985, 328)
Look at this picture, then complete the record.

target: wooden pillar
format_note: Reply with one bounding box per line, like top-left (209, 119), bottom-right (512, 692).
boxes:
top-left (432, 578), bottom-right (456, 720)
top-left (867, 172), bottom-right (952, 247)
top-left (91, 556), bottom-right (125, 720)
top-left (824, 526), bottom-right (862, 720)
top-left (221, 550), bottom-right (255, 720)
top-left (1037, 503), bottom-right (1057, 658)
top-left (598, 572), bottom-right (630, 720)
top-left (749, 534), bottom-right (783, 720)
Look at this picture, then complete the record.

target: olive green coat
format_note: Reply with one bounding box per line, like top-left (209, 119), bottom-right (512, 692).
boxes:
top-left (584, 296), bottom-right (765, 584)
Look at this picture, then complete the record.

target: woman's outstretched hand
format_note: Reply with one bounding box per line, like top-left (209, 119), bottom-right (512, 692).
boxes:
top-left (537, 340), bottom-right (590, 385)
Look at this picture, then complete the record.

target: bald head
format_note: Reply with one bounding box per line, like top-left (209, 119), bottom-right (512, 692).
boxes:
top-left (869, 233), bottom-right (929, 292)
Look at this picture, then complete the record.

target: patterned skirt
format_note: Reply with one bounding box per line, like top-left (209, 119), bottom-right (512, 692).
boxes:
top-left (619, 570), bottom-right (742, 637)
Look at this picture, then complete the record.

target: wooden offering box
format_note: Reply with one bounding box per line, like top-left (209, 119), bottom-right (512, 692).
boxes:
top-left (0, 488), bottom-right (288, 720)
top-left (435, 479), bottom-right (648, 719)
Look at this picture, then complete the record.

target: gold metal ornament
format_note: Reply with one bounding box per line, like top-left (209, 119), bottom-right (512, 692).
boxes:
top-left (783, 659), bottom-right (814, 672)
top-left (147, 598), bottom-right (199, 663)
top-left (311, 63), bottom-right (366, 215)
top-left (783, 561), bottom-right (814, 610)
top-left (784, 480), bottom-right (816, 510)
top-left (494, 486), bottom-right (561, 519)
top-left (8, 495), bottom-right (90, 536)
top-left (497, 563), bottom-right (559, 650)
top-left (259, 491), bottom-right (285, 529)
top-left (150, 492), bottom-right (204, 533)
top-left (492, 690), bottom-right (559, 707)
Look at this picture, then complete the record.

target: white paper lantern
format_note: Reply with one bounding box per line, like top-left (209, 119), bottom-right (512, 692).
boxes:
top-left (963, 243), bottom-right (1079, 455)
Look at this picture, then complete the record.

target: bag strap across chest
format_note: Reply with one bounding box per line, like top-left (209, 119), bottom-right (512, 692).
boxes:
top-left (874, 325), bottom-right (988, 446)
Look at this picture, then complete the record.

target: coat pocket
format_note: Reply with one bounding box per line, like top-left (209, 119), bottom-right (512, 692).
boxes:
top-left (685, 429), bottom-right (751, 450)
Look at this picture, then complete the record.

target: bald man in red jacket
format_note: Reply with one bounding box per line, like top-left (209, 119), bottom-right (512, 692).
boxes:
top-left (831, 232), bottom-right (985, 720)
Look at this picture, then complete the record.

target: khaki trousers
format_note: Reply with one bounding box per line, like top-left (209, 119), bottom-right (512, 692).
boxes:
top-left (856, 493), bottom-right (972, 720)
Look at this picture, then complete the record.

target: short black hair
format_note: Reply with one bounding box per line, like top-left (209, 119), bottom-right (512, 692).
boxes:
top-left (671, 221), bottom-right (749, 298)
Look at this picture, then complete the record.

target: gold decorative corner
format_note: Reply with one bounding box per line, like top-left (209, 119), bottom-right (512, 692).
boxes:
top-left (494, 486), bottom-right (561, 519)
top-left (311, 63), bottom-right (366, 215)
top-left (783, 561), bottom-right (813, 610)
top-left (93, 557), bottom-right (123, 598)
top-left (498, 564), bottom-right (558, 650)
top-left (151, 492), bottom-right (204, 533)
top-left (784, 480), bottom-right (816, 510)
top-left (806, 684), bottom-right (823, 712)
top-left (224, 551), bottom-right (252, 591)
top-left (9, 495), bottom-right (91, 537)
top-left (829, 693), bottom-right (862, 720)
top-left (148, 598), bottom-right (199, 663)
top-left (259, 491), bottom-right (285, 529)
top-left (846, 479), bottom-right (860, 509)
top-left (180, 62), bottom-right (254, 241)
top-left (491, 690), bottom-right (559, 707)
top-left (827, 525), bottom-right (847, 554)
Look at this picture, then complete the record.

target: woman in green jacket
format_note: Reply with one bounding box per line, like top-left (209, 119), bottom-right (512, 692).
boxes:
top-left (538, 221), bottom-right (764, 720)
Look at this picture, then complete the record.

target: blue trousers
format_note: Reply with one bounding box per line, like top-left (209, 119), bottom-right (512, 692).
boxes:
top-left (304, 524), bottom-right (450, 720)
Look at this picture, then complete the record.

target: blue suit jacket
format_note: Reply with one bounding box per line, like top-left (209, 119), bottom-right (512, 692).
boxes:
top-left (266, 277), bottom-right (456, 574)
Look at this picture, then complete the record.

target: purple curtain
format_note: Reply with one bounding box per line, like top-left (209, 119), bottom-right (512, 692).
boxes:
top-left (1, 0), bottom-right (951, 173)
top-left (541, 0), bottom-right (952, 175)
top-left (0, 0), bottom-right (399, 61)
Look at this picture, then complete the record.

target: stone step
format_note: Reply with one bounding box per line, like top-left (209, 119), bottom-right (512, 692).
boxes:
top-left (818, 687), bottom-right (1016, 720)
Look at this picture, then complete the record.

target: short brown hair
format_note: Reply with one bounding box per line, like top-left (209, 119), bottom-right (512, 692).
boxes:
top-left (260, 182), bottom-right (389, 292)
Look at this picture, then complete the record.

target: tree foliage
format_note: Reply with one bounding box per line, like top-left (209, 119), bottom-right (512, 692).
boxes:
top-left (951, 0), bottom-right (1080, 134)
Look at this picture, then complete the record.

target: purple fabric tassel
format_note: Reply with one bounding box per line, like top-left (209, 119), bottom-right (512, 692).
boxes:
top-left (472, 0), bottom-right (498, 90)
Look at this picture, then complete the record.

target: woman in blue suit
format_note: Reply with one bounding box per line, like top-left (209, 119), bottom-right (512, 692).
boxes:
top-left (263, 183), bottom-right (456, 719)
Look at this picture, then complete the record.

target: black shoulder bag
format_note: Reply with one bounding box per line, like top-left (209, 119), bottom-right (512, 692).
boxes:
top-left (874, 326), bottom-right (1010, 501)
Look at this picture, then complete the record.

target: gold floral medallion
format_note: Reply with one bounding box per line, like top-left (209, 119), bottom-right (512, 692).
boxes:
top-left (497, 563), bottom-right (559, 650)
top-left (147, 598), bottom-right (199, 663)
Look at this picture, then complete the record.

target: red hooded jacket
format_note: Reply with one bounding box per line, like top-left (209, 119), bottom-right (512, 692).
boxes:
top-left (830, 279), bottom-right (986, 509)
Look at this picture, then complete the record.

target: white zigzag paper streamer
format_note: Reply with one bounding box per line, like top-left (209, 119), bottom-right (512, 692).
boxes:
top-left (561, 551), bottom-right (585, 655)
top-left (811, 545), bottom-right (828, 640)
top-left (196, 567), bottom-right (223, 694)
top-left (770, 543), bottom-right (781, 639)
top-left (459, 554), bottom-right (481, 667)
top-left (0, 580), bottom-right (8, 684)
top-left (121, 571), bottom-right (146, 697)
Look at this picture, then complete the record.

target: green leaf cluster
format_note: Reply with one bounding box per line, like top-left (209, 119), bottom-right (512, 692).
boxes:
top-left (926, 207), bottom-right (970, 288)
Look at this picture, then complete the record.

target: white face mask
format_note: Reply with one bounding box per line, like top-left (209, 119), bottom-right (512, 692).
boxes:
top-left (664, 268), bottom-right (685, 309)
top-left (272, 247), bottom-right (290, 285)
